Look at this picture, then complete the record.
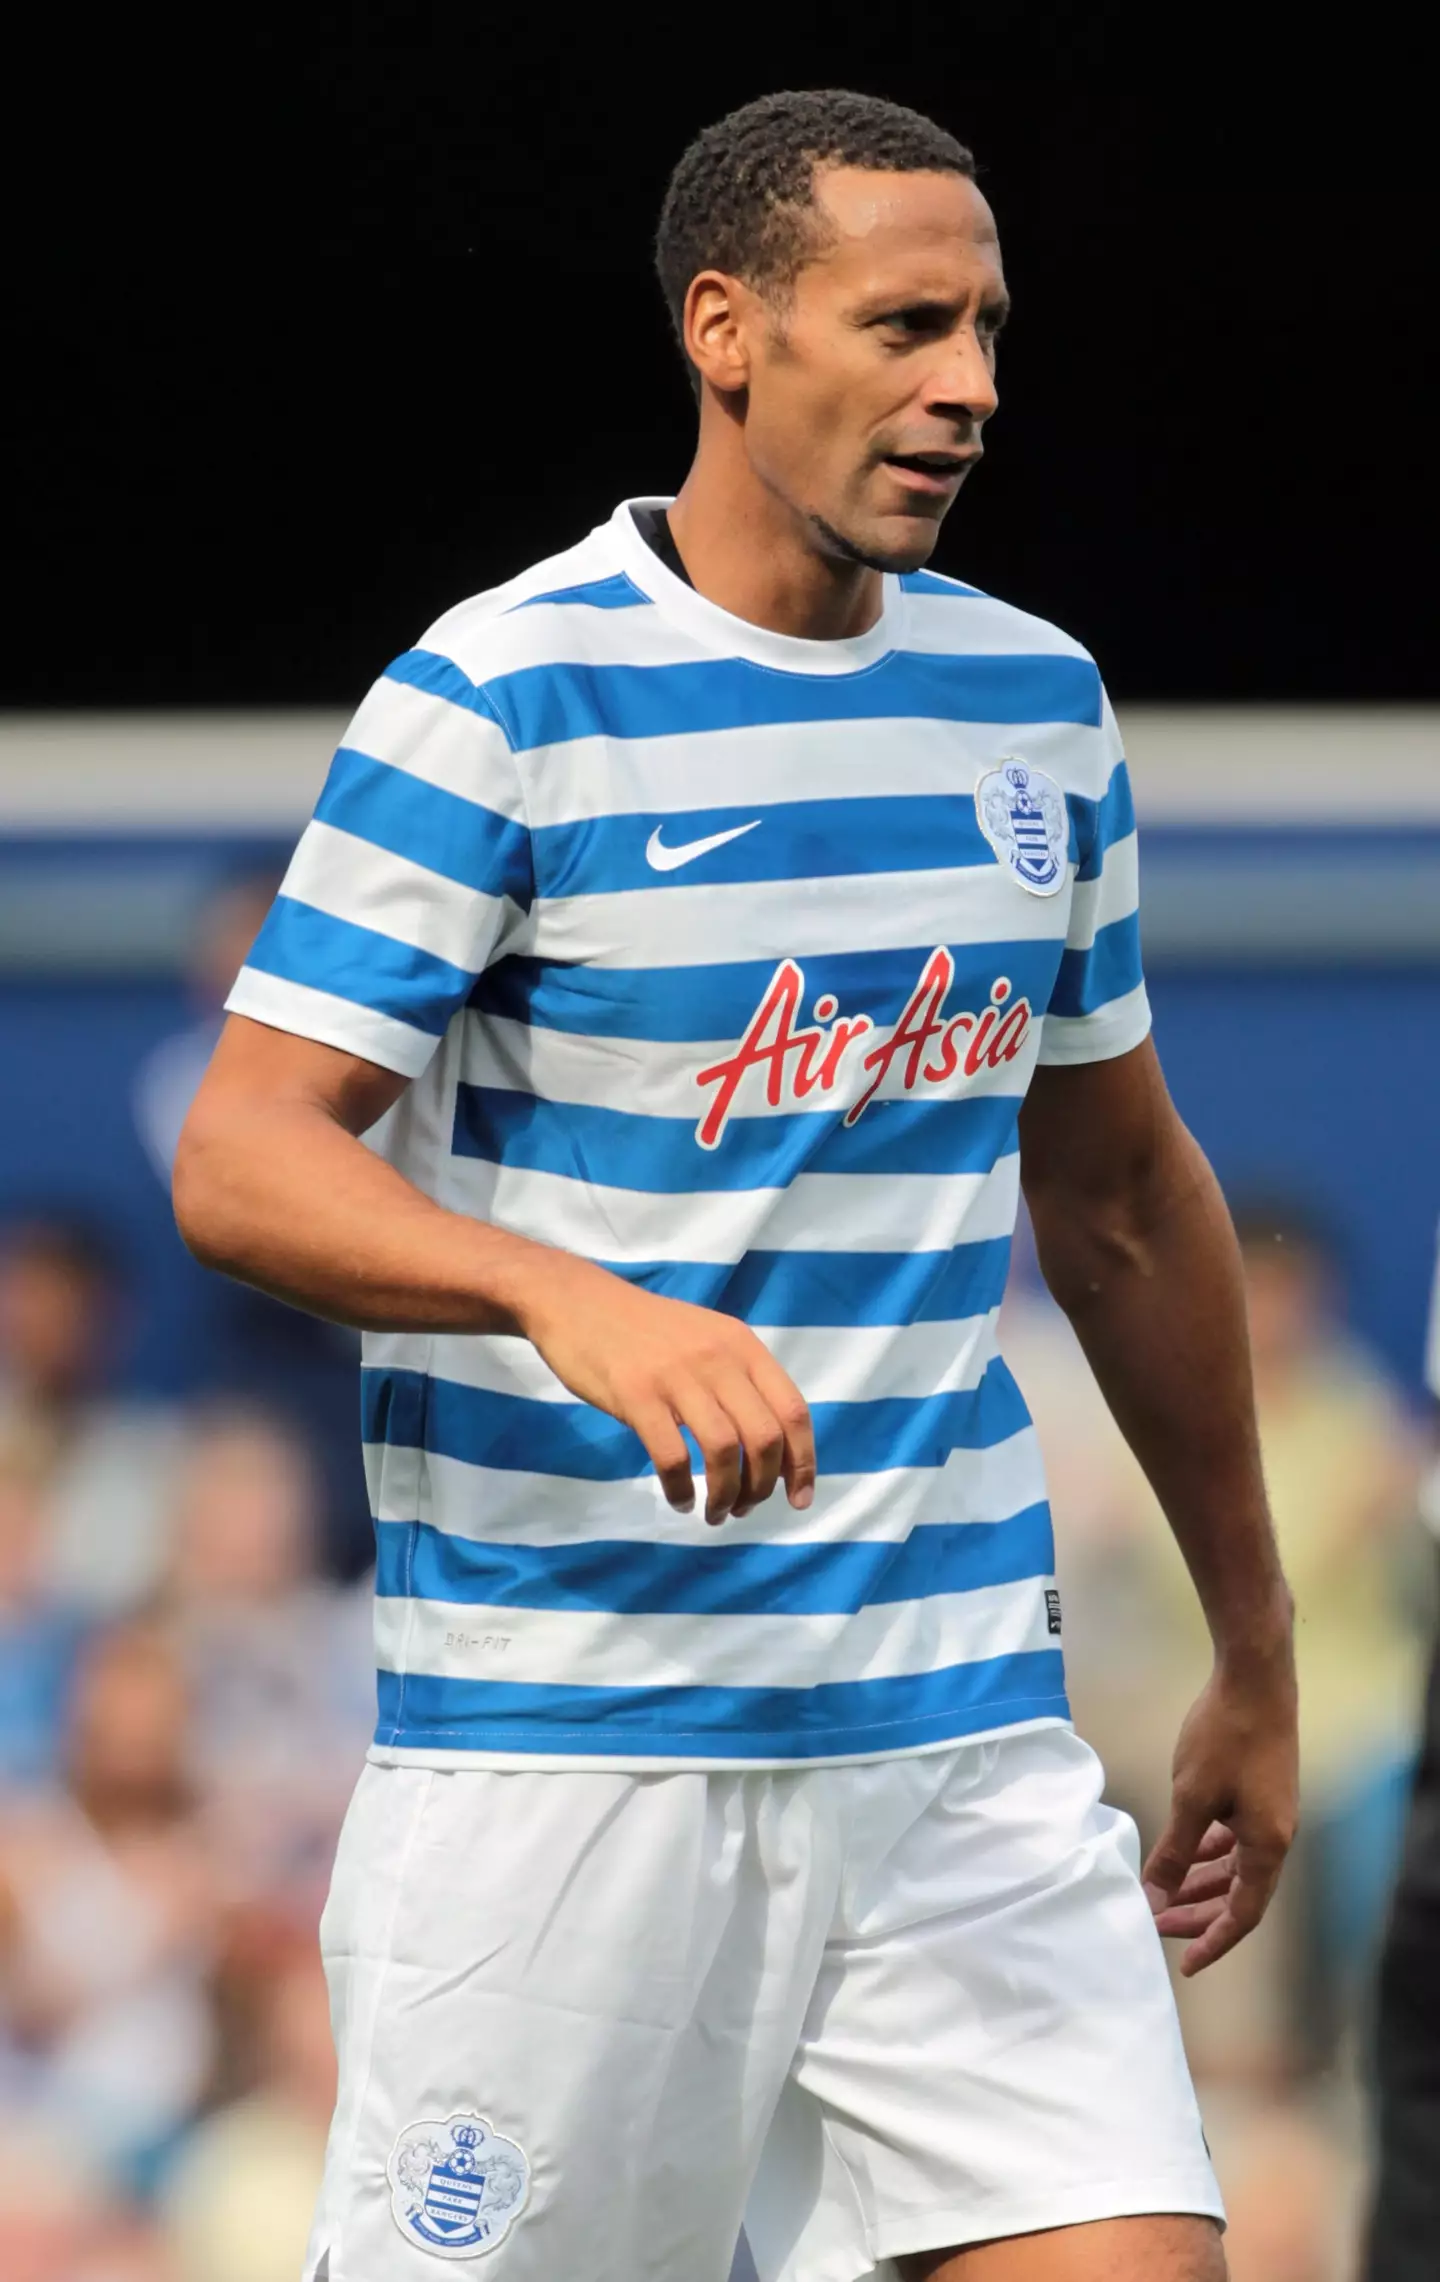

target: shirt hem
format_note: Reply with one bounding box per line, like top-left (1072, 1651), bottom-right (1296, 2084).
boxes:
top-left (365, 1702), bottom-right (1071, 1774)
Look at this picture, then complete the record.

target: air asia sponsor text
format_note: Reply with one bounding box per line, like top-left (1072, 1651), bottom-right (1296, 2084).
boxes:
top-left (694, 950), bottom-right (1032, 1148)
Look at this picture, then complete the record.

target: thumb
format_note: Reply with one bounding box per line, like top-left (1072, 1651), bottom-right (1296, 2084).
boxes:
top-left (1143, 1792), bottom-right (1212, 1906)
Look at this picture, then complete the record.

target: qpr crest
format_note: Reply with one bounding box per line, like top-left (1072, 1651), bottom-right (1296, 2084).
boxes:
top-left (388, 2112), bottom-right (531, 2261)
top-left (975, 758), bottom-right (1069, 896)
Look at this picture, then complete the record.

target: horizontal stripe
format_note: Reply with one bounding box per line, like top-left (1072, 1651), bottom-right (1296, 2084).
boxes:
top-left (362, 1350), bottom-right (1027, 1481)
top-left (383, 648), bottom-right (514, 734)
top-left (602, 1236), bottom-right (1014, 1326)
top-left (1071, 760), bottom-right (1137, 881)
top-left (464, 1010), bottom-right (1032, 1126)
top-left (511, 572), bottom-right (651, 611)
top-left (315, 747), bottom-right (532, 904)
top-left (1052, 912), bottom-right (1145, 1018)
top-left (342, 675), bottom-right (523, 816)
top-left (1035, 980), bottom-right (1152, 1067)
top-left (447, 1152), bottom-right (1018, 1264)
top-left (377, 1565), bottom-right (1053, 1690)
top-left (472, 937), bottom-right (1067, 1045)
top-left (464, 652), bottom-right (1104, 755)
top-left (516, 860), bottom-right (1077, 972)
top-left (368, 1425), bottom-right (1048, 1551)
top-left (1064, 829), bottom-right (1139, 955)
top-left (283, 822), bottom-right (511, 977)
top-left (899, 568), bottom-right (986, 598)
top-left (243, 897), bottom-right (476, 1037)
top-left (374, 1649), bottom-right (1068, 1758)
top-left (515, 715), bottom-right (1110, 830)
top-left (453, 1085), bottom-right (1021, 1190)
top-left (530, 792), bottom-right (1079, 899)
top-left (365, 1308), bottom-right (1001, 1412)
top-left (375, 1500), bottom-right (1055, 1615)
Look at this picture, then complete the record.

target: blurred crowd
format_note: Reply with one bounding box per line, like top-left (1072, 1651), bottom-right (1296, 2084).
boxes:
top-left (0, 1029), bottom-right (1432, 2278)
top-left (0, 1218), bottom-right (373, 2281)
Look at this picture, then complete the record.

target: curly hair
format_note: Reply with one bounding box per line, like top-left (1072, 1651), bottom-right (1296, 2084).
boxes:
top-left (655, 91), bottom-right (975, 383)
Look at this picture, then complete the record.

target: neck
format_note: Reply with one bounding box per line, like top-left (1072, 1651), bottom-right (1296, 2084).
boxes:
top-left (667, 431), bottom-right (885, 643)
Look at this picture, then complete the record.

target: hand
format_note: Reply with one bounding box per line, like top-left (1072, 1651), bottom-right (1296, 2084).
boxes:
top-left (1141, 1648), bottom-right (1299, 1976)
top-left (514, 1253), bottom-right (815, 1526)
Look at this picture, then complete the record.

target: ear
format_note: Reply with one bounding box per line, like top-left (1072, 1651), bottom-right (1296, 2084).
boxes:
top-left (682, 269), bottom-right (755, 397)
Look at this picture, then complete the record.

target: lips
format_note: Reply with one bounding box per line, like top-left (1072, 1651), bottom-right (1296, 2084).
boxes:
top-left (882, 450), bottom-right (979, 497)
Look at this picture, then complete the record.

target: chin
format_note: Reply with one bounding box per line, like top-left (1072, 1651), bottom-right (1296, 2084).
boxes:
top-left (811, 510), bottom-right (943, 576)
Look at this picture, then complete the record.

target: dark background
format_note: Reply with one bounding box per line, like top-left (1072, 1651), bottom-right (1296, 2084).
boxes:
top-left (10, 58), bottom-right (1433, 708)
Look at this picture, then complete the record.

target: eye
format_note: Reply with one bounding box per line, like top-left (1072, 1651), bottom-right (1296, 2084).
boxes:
top-left (876, 307), bottom-right (947, 345)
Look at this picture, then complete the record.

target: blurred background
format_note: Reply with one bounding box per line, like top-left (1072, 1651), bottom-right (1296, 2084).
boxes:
top-left (6, 52), bottom-right (1437, 2282)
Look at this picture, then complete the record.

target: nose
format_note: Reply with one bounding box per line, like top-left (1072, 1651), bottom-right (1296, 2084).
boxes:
top-left (926, 321), bottom-right (999, 428)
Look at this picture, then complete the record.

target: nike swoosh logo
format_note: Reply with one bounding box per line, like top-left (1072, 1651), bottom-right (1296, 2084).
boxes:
top-left (645, 820), bottom-right (762, 872)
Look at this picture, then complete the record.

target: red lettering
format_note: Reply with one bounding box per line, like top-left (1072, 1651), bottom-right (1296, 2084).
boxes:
top-left (694, 955), bottom-right (1028, 1145)
top-left (988, 1001), bottom-right (1032, 1065)
top-left (694, 959), bottom-right (810, 1147)
top-left (844, 949), bottom-right (954, 1125)
top-left (813, 1015), bottom-right (873, 1094)
top-left (923, 1012), bottom-right (972, 1084)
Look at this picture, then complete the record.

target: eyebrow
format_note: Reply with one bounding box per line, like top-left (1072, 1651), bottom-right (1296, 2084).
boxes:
top-left (859, 291), bottom-right (1012, 330)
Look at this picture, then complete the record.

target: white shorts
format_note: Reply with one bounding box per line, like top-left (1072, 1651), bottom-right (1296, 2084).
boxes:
top-left (306, 1726), bottom-right (1222, 2282)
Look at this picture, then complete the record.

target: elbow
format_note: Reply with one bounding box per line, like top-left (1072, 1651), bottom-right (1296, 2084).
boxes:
top-left (171, 1115), bottom-right (233, 1274)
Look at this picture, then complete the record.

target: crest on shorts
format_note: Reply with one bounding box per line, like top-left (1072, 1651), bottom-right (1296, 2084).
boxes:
top-left (975, 758), bottom-right (1069, 895)
top-left (388, 2112), bottom-right (530, 2260)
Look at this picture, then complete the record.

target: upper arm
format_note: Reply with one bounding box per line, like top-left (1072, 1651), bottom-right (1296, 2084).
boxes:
top-left (1019, 1036), bottom-right (1183, 1212)
top-left (183, 1012), bottom-right (411, 1146)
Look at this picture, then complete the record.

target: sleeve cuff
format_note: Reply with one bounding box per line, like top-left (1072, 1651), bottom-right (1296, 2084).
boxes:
top-left (225, 966), bottom-right (438, 1079)
top-left (1035, 983), bottom-right (1152, 1067)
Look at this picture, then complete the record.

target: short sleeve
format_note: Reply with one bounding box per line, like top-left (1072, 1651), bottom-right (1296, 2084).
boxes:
top-left (226, 650), bottom-right (532, 1077)
top-left (1037, 693), bottom-right (1151, 1066)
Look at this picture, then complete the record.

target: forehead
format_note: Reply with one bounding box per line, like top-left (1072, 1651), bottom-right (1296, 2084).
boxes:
top-left (801, 166), bottom-right (1003, 297)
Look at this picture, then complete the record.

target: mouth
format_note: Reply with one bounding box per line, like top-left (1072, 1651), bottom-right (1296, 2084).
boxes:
top-left (881, 449), bottom-right (981, 499)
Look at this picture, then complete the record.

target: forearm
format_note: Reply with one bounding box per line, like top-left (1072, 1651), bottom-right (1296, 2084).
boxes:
top-left (1027, 1109), bottom-right (1291, 1665)
top-left (174, 1054), bottom-right (567, 1336)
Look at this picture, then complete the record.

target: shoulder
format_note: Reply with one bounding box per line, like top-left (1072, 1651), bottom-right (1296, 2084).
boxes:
top-left (414, 528), bottom-right (652, 684)
top-left (900, 571), bottom-right (1120, 797)
top-left (899, 568), bottom-right (1097, 668)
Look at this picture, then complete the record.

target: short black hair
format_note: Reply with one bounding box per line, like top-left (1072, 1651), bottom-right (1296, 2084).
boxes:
top-left (655, 90), bottom-right (976, 379)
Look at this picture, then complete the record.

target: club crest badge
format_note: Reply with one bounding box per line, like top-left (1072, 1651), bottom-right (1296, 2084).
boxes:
top-left (388, 2112), bottom-right (530, 2261)
top-left (975, 758), bottom-right (1069, 896)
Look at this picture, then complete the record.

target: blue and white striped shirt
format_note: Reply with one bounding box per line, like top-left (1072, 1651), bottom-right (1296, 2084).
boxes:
top-left (228, 498), bottom-right (1149, 1768)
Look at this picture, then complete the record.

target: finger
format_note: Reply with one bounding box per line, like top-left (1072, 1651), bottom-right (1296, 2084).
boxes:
top-left (1194, 1821), bottom-right (1237, 1862)
top-left (632, 1400), bottom-right (696, 1514)
top-left (1167, 1855), bottom-right (1237, 1908)
top-left (1180, 1845), bottom-right (1283, 1976)
top-left (1142, 1791), bottom-right (1215, 1907)
top-left (671, 1381), bottom-right (745, 1525)
top-left (711, 1370), bottom-right (786, 1518)
top-left (747, 1349), bottom-right (816, 1511)
top-left (1153, 1897), bottom-right (1230, 1941)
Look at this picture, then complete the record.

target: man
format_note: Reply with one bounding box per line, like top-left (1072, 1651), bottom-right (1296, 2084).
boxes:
top-left (175, 90), bottom-right (1298, 2282)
